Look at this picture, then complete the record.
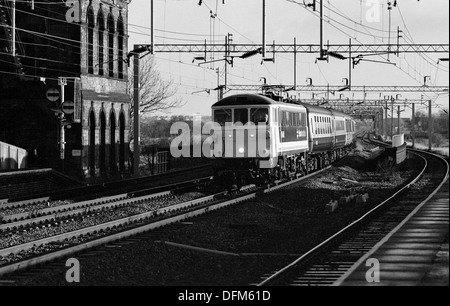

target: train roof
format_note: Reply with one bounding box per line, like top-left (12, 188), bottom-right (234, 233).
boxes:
top-left (212, 94), bottom-right (355, 120)
top-left (295, 103), bottom-right (354, 119)
top-left (329, 109), bottom-right (353, 119)
top-left (212, 94), bottom-right (289, 108)
top-left (296, 103), bottom-right (333, 115)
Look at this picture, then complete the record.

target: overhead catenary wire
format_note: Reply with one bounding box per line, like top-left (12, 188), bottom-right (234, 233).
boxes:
top-left (285, 0), bottom-right (444, 102)
top-left (2, 0), bottom-right (447, 102)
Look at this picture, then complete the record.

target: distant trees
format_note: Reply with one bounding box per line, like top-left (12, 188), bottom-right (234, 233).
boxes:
top-left (128, 56), bottom-right (184, 115)
top-left (139, 115), bottom-right (213, 172)
top-left (403, 110), bottom-right (449, 136)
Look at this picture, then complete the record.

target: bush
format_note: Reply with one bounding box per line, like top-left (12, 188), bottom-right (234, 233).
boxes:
top-left (432, 134), bottom-right (445, 147)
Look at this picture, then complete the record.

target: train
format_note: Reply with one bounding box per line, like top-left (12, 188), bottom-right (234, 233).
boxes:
top-left (210, 93), bottom-right (356, 188)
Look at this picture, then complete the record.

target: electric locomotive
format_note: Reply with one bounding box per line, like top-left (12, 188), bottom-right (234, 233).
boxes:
top-left (211, 93), bottom-right (356, 188)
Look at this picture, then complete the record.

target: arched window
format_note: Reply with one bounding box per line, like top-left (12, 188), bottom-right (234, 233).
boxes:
top-left (87, 4), bottom-right (95, 74)
top-left (89, 109), bottom-right (96, 176)
top-left (117, 12), bottom-right (124, 79)
top-left (110, 111), bottom-right (116, 170)
top-left (107, 11), bottom-right (115, 78)
top-left (97, 7), bottom-right (105, 76)
top-left (119, 111), bottom-right (126, 172)
top-left (99, 110), bottom-right (106, 173)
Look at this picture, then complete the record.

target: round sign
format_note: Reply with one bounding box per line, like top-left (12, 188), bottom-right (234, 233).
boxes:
top-left (62, 100), bottom-right (75, 115)
top-left (46, 88), bottom-right (60, 102)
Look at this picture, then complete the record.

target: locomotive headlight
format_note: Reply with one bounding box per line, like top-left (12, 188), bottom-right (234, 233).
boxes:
top-left (250, 134), bottom-right (255, 138)
top-left (238, 147), bottom-right (245, 154)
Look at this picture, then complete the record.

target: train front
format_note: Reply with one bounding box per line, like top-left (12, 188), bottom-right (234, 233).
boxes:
top-left (210, 94), bottom-right (277, 188)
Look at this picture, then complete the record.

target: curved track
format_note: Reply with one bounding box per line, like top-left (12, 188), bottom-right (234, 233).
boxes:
top-left (257, 145), bottom-right (448, 286)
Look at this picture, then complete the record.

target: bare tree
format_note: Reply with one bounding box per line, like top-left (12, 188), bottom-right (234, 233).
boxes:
top-left (128, 55), bottom-right (184, 115)
top-left (127, 56), bottom-right (184, 172)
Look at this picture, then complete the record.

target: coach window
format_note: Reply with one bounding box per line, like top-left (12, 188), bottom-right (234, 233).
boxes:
top-left (251, 108), bottom-right (269, 124)
top-left (300, 113), bottom-right (306, 127)
top-left (234, 109), bottom-right (249, 125)
top-left (314, 116), bottom-right (317, 134)
top-left (214, 109), bottom-right (232, 126)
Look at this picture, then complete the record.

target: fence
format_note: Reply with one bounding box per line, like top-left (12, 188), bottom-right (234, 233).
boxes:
top-left (142, 146), bottom-right (210, 176)
top-left (0, 141), bottom-right (28, 170)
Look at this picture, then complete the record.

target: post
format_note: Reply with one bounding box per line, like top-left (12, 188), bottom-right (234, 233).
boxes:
top-left (59, 79), bottom-right (66, 171)
top-left (319, 0), bottom-right (324, 59)
top-left (380, 106), bottom-right (384, 137)
top-left (387, 4), bottom-right (392, 61)
top-left (216, 68), bottom-right (220, 101)
top-left (377, 113), bottom-right (380, 134)
top-left (412, 103), bottom-right (415, 148)
top-left (397, 106), bottom-right (401, 135)
top-left (385, 100), bottom-right (388, 139)
top-left (12, 0), bottom-right (16, 56)
top-left (60, 118), bottom-right (65, 171)
top-left (262, 0), bottom-right (266, 58)
top-left (294, 37), bottom-right (297, 88)
top-left (225, 35), bottom-right (228, 90)
top-left (319, 0), bottom-right (324, 58)
top-left (218, 86), bottom-right (224, 101)
top-left (133, 49), bottom-right (141, 177)
top-left (428, 100), bottom-right (433, 151)
top-left (150, 0), bottom-right (154, 54)
top-left (349, 38), bottom-right (352, 90)
top-left (391, 98), bottom-right (394, 140)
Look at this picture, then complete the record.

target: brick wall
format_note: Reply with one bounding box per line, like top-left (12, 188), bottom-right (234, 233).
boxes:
top-left (78, 0), bottom-right (131, 179)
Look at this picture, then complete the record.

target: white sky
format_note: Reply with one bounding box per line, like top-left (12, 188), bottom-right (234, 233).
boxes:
top-left (128, 0), bottom-right (449, 117)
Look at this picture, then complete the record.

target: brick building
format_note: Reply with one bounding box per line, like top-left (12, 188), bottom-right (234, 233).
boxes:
top-left (0, 0), bottom-right (131, 181)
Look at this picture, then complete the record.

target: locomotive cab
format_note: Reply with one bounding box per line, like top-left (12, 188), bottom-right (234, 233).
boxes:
top-left (211, 95), bottom-right (280, 188)
top-left (212, 106), bottom-right (274, 162)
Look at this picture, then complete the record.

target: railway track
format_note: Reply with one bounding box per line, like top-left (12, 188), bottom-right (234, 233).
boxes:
top-left (1, 164), bottom-right (213, 205)
top-left (0, 176), bottom-right (212, 232)
top-left (0, 162), bottom-right (337, 280)
top-left (256, 148), bottom-right (449, 286)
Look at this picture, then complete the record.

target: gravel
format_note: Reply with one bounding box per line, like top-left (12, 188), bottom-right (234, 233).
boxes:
top-left (0, 192), bottom-right (206, 251)
top-left (0, 200), bottom-right (74, 218)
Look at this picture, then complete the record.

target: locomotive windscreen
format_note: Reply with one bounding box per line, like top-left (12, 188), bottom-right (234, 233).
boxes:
top-left (214, 109), bottom-right (232, 126)
top-left (234, 109), bottom-right (249, 124)
top-left (251, 108), bottom-right (269, 124)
